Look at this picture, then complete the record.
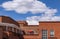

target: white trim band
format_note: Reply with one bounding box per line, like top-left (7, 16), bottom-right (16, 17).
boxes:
top-left (0, 22), bottom-right (20, 30)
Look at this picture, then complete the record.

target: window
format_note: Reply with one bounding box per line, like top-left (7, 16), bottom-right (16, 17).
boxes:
top-left (8, 27), bottom-right (12, 31)
top-left (14, 28), bottom-right (16, 32)
top-left (22, 31), bottom-right (26, 35)
top-left (28, 30), bottom-right (34, 34)
top-left (27, 30), bottom-right (35, 35)
top-left (17, 29), bottom-right (20, 34)
top-left (16, 29), bottom-right (20, 33)
top-left (33, 30), bottom-right (38, 34)
top-left (3, 26), bottom-right (6, 31)
top-left (20, 30), bottom-right (38, 35)
top-left (16, 29), bottom-right (17, 33)
top-left (3, 26), bottom-right (8, 31)
top-left (26, 30), bottom-right (38, 35)
top-left (42, 30), bottom-right (48, 39)
top-left (19, 30), bottom-right (25, 35)
top-left (50, 30), bottom-right (54, 37)
top-left (12, 28), bottom-right (14, 32)
top-left (6, 27), bottom-right (8, 31)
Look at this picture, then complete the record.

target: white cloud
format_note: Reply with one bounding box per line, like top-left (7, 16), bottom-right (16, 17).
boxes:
top-left (45, 9), bottom-right (57, 16)
top-left (1, 0), bottom-right (58, 25)
top-left (26, 16), bottom-right (60, 25)
top-left (27, 20), bottom-right (39, 25)
top-left (1, 0), bottom-right (57, 14)
top-left (26, 16), bottom-right (40, 25)
top-left (26, 8), bottom-right (58, 25)
top-left (51, 16), bottom-right (60, 21)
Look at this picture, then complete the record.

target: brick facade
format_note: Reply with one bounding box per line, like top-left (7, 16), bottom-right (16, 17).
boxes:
top-left (18, 21), bottom-right (60, 39)
top-left (0, 16), bottom-right (23, 39)
top-left (0, 16), bottom-right (60, 39)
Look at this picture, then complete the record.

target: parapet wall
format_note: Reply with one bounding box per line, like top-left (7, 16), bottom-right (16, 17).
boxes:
top-left (0, 16), bottom-right (19, 26)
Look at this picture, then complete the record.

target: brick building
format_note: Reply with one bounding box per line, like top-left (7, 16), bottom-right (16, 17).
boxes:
top-left (0, 16), bottom-right (23, 39)
top-left (18, 21), bottom-right (60, 39)
top-left (0, 16), bottom-right (60, 39)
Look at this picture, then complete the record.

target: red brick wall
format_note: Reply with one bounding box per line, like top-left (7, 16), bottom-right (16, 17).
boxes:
top-left (0, 27), bottom-right (3, 39)
top-left (39, 22), bottom-right (60, 39)
top-left (9, 34), bottom-right (19, 39)
top-left (18, 21), bottom-right (40, 39)
top-left (0, 17), bottom-right (2, 22)
top-left (1, 16), bottom-right (19, 26)
top-left (0, 16), bottom-right (20, 39)
top-left (0, 16), bottom-right (60, 39)
top-left (19, 21), bottom-right (60, 39)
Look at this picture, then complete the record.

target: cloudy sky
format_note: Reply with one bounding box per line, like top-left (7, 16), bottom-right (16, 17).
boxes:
top-left (0, 0), bottom-right (60, 25)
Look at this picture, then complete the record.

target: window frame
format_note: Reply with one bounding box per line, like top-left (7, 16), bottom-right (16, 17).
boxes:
top-left (42, 30), bottom-right (48, 39)
top-left (50, 30), bottom-right (54, 37)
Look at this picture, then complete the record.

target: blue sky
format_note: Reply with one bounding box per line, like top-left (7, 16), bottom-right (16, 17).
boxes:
top-left (40, 0), bottom-right (60, 16)
top-left (0, 0), bottom-right (60, 25)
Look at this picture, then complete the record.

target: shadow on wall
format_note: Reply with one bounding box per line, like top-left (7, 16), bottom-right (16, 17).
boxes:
top-left (19, 35), bottom-right (24, 39)
top-left (19, 30), bottom-right (26, 39)
top-left (3, 32), bottom-right (24, 39)
top-left (48, 37), bottom-right (57, 39)
top-left (13, 32), bottom-right (24, 39)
